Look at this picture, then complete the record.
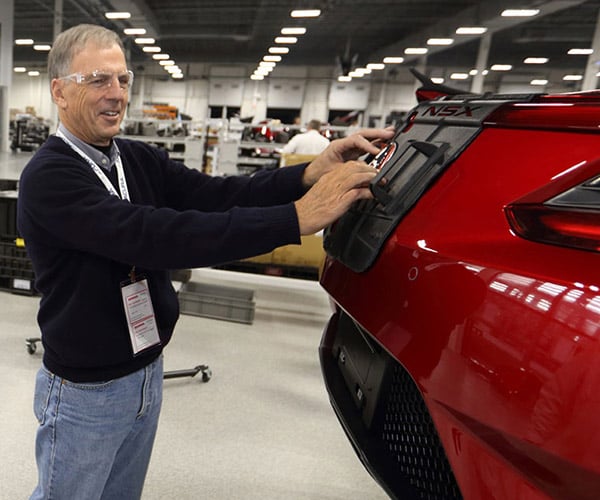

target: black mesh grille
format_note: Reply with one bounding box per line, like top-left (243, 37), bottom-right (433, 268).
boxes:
top-left (377, 363), bottom-right (463, 500)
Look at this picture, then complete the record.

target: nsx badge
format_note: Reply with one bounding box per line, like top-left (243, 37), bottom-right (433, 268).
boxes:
top-left (421, 104), bottom-right (481, 117)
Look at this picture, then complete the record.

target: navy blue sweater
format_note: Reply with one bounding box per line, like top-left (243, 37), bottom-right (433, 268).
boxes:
top-left (17, 136), bottom-right (306, 382)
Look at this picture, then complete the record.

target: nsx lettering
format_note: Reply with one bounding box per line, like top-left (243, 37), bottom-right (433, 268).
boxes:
top-left (421, 105), bottom-right (481, 117)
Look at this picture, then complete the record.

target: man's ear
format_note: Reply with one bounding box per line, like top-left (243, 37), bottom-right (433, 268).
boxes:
top-left (51, 79), bottom-right (67, 109)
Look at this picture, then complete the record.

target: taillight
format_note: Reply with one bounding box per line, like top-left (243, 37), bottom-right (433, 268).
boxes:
top-left (505, 160), bottom-right (600, 252)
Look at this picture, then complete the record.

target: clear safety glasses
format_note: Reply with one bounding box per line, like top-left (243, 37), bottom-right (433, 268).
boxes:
top-left (59, 69), bottom-right (134, 91)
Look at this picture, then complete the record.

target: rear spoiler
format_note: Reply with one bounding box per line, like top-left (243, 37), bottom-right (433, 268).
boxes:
top-left (410, 67), bottom-right (475, 102)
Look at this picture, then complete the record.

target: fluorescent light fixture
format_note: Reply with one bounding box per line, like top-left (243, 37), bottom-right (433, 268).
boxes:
top-left (166, 66), bottom-right (181, 73)
top-left (281, 27), bottom-right (306, 35)
top-left (13, 67), bottom-right (27, 72)
top-left (431, 77), bottom-right (445, 84)
top-left (563, 74), bottom-right (583, 81)
top-left (290, 9), bottom-right (321, 18)
top-left (383, 56), bottom-right (404, 64)
top-left (491, 64), bottom-right (512, 71)
top-left (259, 61), bottom-right (276, 67)
top-left (531, 79), bottom-right (548, 85)
top-left (348, 70), bottom-right (365, 78)
top-left (338, 75), bottom-right (352, 82)
top-left (268, 46), bottom-right (289, 54)
top-left (135, 38), bottom-right (155, 44)
top-left (255, 68), bottom-right (271, 76)
top-left (274, 36), bottom-right (297, 44)
top-left (469, 69), bottom-right (478, 76)
top-left (172, 74), bottom-right (184, 79)
top-left (404, 47), bottom-right (428, 55)
top-left (456, 27), bottom-right (487, 35)
top-left (450, 73), bottom-right (469, 80)
top-left (366, 63), bottom-right (385, 70)
top-left (524, 57), bottom-right (549, 64)
top-left (568, 48), bottom-right (593, 55)
top-left (124, 28), bottom-right (146, 35)
top-left (143, 46), bottom-right (161, 53)
top-left (105, 11), bottom-right (131, 19)
top-left (33, 44), bottom-right (51, 51)
top-left (263, 55), bottom-right (282, 62)
top-left (159, 60), bottom-right (175, 66)
top-left (427, 38), bottom-right (454, 46)
top-left (251, 74), bottom-right (264, 80)
top-left (153, 54), bottom-right (170, 60)
top-left (501, 9), bottom-right (539, 17)
top-left (15, 39), bottom-right (34, 45)
top-left (28, 70), bottom-right (40, 76)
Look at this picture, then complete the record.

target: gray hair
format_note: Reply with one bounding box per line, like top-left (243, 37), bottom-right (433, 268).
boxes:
top-left (48, 24), bottom-right (125, 80)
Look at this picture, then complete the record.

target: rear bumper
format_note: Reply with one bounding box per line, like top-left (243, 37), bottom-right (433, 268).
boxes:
top-left (319, 309), bottom-right (462, 500)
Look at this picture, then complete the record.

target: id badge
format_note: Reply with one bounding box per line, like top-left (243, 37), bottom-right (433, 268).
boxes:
top-left (120, 275), bottom-right (161, 355)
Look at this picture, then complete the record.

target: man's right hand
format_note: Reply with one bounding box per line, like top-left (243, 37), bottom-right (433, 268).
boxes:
top-left (294, 160), bottom-right (377, 235)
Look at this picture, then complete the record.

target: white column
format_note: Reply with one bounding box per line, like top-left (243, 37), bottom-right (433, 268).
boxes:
top-left (0, 0), bottom-right (13, 152)
top-left (471, 33), bottom-right (491, 94)
top-left (582, 7), bottom-right (600, 90)
top-left (48, 0), bottom-right (64, 131)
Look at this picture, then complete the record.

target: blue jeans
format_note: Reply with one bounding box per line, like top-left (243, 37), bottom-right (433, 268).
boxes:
top-left (31, 355), bottom-right (163, 500)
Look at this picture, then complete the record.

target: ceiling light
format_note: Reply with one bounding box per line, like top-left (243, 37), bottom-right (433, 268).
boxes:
top-left (135, 38), bottom-right (155, 44)
top-left (404, 47), bottom-right (428, 55)
top-left (366, 63), bottom-right (385, 70)
top-left (274, 37), bottom-right (297, 44)
top-left (153, 54), bottom-right (170, 60)
top-left (124, 28), bottom-right (146, 35)
top-left (355, 67), bottom-right (371, 74)
top-left (524, 57), bottom-right (549, 64)
top-left (469, 69), bottom-right (478, 75)
top-left (251, 74), bottom-right (264, 80)
top-left (456, 27), bottom-right (487, 35)
top-left (172, 74), bottom-right (184, 79)
top-left (568, 48), bottom-right (593, 55)
top-left (13, 67), bottom-right (27, 72)
top-left (431, 77), bottom-right (445, 84)
top-left (15, 39), bottom-right (34, 45)
top-left (159, 60), bottom-right (175, 66)
top-left (491, 64), bottom-right (512, 71)
top-left (338, 75), bottom-right (352, 82)
top-left (563, 74), bottom-right (583, 81)
top-left (531, 79), bottom-right (548, 85)
top-left (143, 46), bottom-right (161, 53)
top-left (383, 56), bottom-right (404, 64)
top-left (166, 66), bottom-right (181, 73)
top-left (268, 47), bottom-right (289, 54)
top-left (348, 70), bottom-right (365, 78)
top-left (450, 73), bottom-right (469, 80)
top-left (33, 44), bottom-right (51, 51)
top-left (105, 11), bottom-right (131, 19)
top-left (427, 38), bottom-right (454, 46)
top-left (263, 55), bottom-right (282, 62)
top-left (281, 27), bottom-right (306, 35)
top-left (28, 70), bottom-right (40, 76)
top-left (501, 9), bottom-right (539, 17)
top-left (290, 9), bottom-right (321, 18)
top-left (259, 61), bottom-right (276, 67)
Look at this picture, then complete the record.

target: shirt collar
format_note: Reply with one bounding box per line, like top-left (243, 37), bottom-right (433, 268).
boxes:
top-left (57, 123), bottom-right (119, 172)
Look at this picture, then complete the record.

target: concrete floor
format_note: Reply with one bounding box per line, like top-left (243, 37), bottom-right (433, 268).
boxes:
top-left (0, 267), bottom-right (389, 499)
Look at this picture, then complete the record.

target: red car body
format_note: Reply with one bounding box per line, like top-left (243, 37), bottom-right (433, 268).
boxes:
top-left (319, 90), bottom-right (600, 500)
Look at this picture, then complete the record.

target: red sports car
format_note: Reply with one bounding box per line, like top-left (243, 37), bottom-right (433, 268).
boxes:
top-left (319, 83), bottom-right (600, 499)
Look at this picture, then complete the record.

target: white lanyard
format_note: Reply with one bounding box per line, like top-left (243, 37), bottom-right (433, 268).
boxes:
top-left (56, 130), bottom-right (130, 201)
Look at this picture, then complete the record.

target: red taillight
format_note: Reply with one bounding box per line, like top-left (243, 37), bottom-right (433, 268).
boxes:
top-left (505, 204), bottom-right (600, 252)
top-left (505, 157), bottom-right (600, 252)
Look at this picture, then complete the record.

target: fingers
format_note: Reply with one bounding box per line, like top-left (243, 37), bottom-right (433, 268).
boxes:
top-left (295, 161), bottom-right (377, 235)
